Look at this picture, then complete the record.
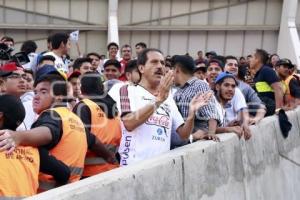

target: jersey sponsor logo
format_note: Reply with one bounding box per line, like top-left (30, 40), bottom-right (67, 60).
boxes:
top-left (121, 135), bottom-right (132, 166)
top-left (152, 128), bottom-right (166, 142)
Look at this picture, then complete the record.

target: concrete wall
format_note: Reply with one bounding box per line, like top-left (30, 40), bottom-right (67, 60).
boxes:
top-left (25, 108), bottom-right (300, 200)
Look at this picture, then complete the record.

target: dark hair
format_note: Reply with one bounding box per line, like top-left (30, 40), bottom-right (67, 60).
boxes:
top-left (121, 44), bottom-right (132, 50)
top-left (34, 74), bottom-right (67, 97)
top-left (171, 55), bottom-right (195, 75)
top-left (20, 40), bottom-right (37, 55)
top-left (208, 59), bottom-right (224, 70)
top-left (103, 59), bottom-right (121, 69)
top-left (107, 42), bottom-right (119, 50)
top-left (125, 60), bottom-right (138, 73)
top-left (47, 35), bottom-right (52, 43)
top-left (137, 48), bottom-right (163, 66)
top-left (225, 56), bottom-right (238, 64)
top-left (135, 42), bottom-right (147, 49)
top-left (87, 52), bottom-right (101, 59)
top-left (1, 36), bottom-right (14, 44)
top-left (38, 55), bottom-right (56, 66)
top-left (51, 32), bottom-right (69, 49)
top-left (239, 56), bottom-right (246, 61)
top-left (255, 49), bottom-right (269, 65)
top-left (73, 57), bottom-right (92, 70)
top-left (80, 72), bottom-right (104, 95)
top-left (24, 69), bottom-right (33, 76)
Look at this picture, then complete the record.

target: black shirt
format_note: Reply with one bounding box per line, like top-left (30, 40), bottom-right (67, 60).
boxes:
top-left (254, 65), bottom-right (280, 100)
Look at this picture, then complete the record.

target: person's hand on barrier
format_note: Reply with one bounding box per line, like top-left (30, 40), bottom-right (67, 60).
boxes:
top-left (192, 130), bottom-right (220, 142)
top-left (242, 124), bottom-right (252, 140)
top-left (227, 126), bottom-right (243, 139)
top-left (227, 119), bottom-right (240, 127)
top-left (0, 130), bottom-right (18, 153)
top-left (249, 117), bottom-right (262, 125)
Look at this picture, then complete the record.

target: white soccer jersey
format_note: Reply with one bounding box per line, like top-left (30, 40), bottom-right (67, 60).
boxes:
top-left (109, 85), bottom-right (184, 166)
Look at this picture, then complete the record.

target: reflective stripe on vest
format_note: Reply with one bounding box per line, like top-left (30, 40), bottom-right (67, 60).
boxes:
top-left (69, 166), bottom-right (84, 176)
top-left (84, 144), bottom-right (118, 165)
top-left (255, 81), bottom-right (274, 92)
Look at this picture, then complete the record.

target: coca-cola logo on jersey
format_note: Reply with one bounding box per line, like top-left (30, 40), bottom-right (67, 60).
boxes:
top-left (145, 114), bottom-right (170, 128)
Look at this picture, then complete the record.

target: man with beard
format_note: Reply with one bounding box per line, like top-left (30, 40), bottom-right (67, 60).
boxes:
top-left (214, 72), bottom-right (248, 139)
top-left (206, 59), bottom-right (251, 140)
top-left (109, 48), bottom-right (213, 166)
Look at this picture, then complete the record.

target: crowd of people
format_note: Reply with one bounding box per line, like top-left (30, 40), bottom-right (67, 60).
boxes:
top-left (0, 32), bottom-right (298, 198)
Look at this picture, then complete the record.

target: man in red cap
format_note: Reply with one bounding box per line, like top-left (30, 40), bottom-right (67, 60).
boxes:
top-left (0, 62), bottom-right (36, 131)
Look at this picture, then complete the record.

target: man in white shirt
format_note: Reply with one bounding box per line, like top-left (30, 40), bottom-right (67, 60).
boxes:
top-left (43, 32), bottom-right (70, 73)
top-left (109, 48), bottom-right (212, 166)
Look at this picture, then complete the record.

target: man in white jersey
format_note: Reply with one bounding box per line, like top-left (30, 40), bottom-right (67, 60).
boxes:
top-left (43, 33), bottom-right (70, 73)
top-left (109, 48), bottom-right (212, 166)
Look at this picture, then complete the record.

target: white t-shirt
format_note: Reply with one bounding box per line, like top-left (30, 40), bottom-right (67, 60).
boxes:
top-left (22, 53), bottom-right (38, 70)
top-left (17, 100), bottom-right (37, 131)
top-left (225, 87), bottom-right (247, 123)
top-left (43, 51), bottom-right (68, 73)
top-left (109, 85), bottom-right (184, 166)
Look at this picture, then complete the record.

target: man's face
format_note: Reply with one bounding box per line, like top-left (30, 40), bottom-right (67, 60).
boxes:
top-left (224, 59), bottom-right (239, 76)
top-left (25, 72), bottom-right (34, 90)
top-left (69, 77), bottom-right (81, 98)
top-left (135, 45), bottom-right (144, 56)
top-left (198, 51), bottom-right (203, 58)
top-left (216, 78), bottom-right (236, 102)
top-left (271, 55), bottom-right (280, 66)
top-left (62, 39), bottom-right (71, 55)
top-left (207, 63), bottom-right (222, 83)
top-left (33, 81), bottom-right (54, 114)
top-left (3, 41), bottom-right (14, 49)
top-left (104, 65), bottom-right (121, 80)
top-left (80, 62), bottom-right (93, 75)
top-left (249, 53), bottom-right (260, 70)
top-left (121, 47), bottom-right (132, 61)
top-left (194, 70), bottom-right (206, 80)
top-left (4, 70), bottom-right (27, 97)
top-left (108, 45), bottom-right (118, 58)
top-left (89, 55), bottom-right (100, 70)
top-left (139, 51), bottom-right (165, 85)
top-left (276, 65), bottom-right (289, 79)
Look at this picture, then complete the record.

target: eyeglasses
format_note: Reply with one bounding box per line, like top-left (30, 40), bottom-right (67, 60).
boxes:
top-left (7, 73), bottom-right (28, 80)
top-left (227, 63), bottom-right (238, 67)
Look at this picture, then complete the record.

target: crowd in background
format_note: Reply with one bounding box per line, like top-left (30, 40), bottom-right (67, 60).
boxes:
top-left (0, 32), bottom-right (298, 198)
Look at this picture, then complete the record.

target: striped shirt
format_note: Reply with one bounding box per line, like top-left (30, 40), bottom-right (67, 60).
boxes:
top-left (173, 77), bottom-right (220, 131)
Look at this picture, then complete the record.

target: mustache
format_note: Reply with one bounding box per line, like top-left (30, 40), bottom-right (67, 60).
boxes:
top-left (155, 69), bottom-right (164, 74)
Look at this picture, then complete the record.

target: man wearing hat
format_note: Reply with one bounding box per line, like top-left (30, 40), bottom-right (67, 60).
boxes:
top-left (214, 72), bottom-right (251, 140)
top-left (172, 55), bottom-right (220, 142)
top-left (206, 59), bottom-right (251, 139)
top-left (0, 94), bottom-right (40, 198)
top-left (0, 62), bottom-right (36, 131)
top-left (275, 59), bottom-right (300, 107)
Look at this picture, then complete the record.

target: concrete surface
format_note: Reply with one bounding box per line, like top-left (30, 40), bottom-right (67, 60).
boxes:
top-left (25, 108), bottom-right (300, 200)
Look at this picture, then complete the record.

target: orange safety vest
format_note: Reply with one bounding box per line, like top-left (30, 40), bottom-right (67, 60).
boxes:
top-left (38, 107), bottom-right (87, 191)
top-left (284, 75), bottom-right (296, 106)
top-left (81, 98), bottom-right (121, 177)
top-left (0, 146), bottom-right (39, 198)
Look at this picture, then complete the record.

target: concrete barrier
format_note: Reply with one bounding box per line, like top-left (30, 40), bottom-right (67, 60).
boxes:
top-left (25, 108), bottom-right (300, 200)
